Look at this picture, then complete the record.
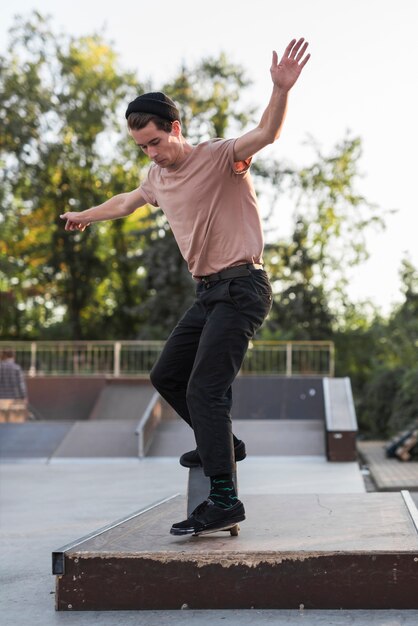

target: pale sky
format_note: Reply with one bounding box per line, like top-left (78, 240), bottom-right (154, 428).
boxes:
top-left (1, 0), bottom-right (417, 314)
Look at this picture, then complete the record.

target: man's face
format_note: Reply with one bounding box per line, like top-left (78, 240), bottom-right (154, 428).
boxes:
top-left (130, 121), bottom-right (180, 169)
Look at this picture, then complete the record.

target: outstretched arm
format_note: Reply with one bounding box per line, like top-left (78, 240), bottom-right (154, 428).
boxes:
top-left (234, 38), bottom-right (310, 162)
top-left (60, 187), bottom-right (147, 231)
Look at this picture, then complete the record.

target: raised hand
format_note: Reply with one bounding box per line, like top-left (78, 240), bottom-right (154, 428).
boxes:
top-left (270, 38), bottom-right (310, 92)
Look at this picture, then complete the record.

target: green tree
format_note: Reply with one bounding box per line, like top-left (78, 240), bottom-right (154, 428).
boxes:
top-left (0, 12), bottom-right (142, 338)
top-left (259, 136), bottom-right (385, 338)
top-left (263, 218), bottom-right (336, 339)
top-left (385, 257), bottom-right (418, 368)
top-left (337, 259), bottom-right (418, 437)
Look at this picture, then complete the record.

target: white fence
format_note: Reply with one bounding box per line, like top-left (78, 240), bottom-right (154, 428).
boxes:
top-left (0, 340), bottom-right (335, 377)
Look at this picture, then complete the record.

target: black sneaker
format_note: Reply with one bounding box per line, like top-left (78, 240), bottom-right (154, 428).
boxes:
top-left (179, 439), bottom-right (246, 468)
top-left (170, 499), bottom-right (245, 536)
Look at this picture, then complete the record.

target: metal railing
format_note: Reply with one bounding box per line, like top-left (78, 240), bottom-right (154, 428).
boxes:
top-left (0, 340), bottom-right (335, 377)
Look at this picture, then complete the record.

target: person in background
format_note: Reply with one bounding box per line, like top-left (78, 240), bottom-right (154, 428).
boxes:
top-left (0, 349), bottom-right (28, 422)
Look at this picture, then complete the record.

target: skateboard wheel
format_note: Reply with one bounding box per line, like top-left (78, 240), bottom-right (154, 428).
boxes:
top-left (230, 524), bottom-right (239, 536)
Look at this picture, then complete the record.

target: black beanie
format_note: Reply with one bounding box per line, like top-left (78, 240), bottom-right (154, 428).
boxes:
top-left (125, 92), bottom-right (180, 121)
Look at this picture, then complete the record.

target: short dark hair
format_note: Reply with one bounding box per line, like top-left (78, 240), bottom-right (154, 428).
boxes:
top-left (1, 349), bottom-right (14, 360)
top-left (127, 112), bottom-right (174, 133)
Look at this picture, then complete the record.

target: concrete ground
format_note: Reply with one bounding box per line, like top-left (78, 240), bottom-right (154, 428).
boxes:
top-left (1, 456), bottom-right (418, 626)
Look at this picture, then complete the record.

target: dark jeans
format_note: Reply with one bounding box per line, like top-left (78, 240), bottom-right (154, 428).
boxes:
top-left (150, 270), bottom-right (273, 476)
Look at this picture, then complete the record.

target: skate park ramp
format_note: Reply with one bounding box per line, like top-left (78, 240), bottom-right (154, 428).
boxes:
top-left (231, 376), bottom-right (325, 420)
top-left (147, 376), bottom-right (357, 460)
top-left (0, 376), bottom-right (357, 460)
top-left (0, 383), bottom-right (157, 459)
top-left (147, 374), bottom-right (327, 457)
top-left (51, 420), bottom-right (139, 458)
top-left (87, 384), bottom-right (155, 421)
top-left (0, 422), bottom-right (74, 459)
top-left (235, 375), bottom-right (326, 457)
top-left (51, 384), bottom-right (157, 458)
top-left (146, 417), bottom-right (326, 457)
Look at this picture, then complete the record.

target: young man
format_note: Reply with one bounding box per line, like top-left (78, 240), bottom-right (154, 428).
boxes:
top-left (61, 38), bottom-right (310, 535)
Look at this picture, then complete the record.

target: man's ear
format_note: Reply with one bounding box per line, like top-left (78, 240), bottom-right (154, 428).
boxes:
top-left (171, 120), bottom-right (181, 137)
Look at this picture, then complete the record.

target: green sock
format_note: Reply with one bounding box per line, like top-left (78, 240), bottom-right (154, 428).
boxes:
top-left (209, 473), bottom-right (238, 509)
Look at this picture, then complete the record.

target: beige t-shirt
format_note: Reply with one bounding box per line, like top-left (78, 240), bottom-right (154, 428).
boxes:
top-left (139, 138), bottom-right (264, 278)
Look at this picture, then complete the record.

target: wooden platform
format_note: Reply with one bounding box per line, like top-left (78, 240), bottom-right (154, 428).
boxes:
top-left (53, 491), bottom-right (418, 611)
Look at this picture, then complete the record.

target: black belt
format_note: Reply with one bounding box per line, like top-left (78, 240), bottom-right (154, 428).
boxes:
top-left (200, 263), bottom-right (264, 284)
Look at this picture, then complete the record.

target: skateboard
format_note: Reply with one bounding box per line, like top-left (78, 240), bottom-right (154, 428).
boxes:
top-left (186, 463), bottom-right (240, 536)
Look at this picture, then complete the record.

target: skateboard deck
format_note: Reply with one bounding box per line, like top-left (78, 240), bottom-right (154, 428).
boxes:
top-left (187, 464), bottom-right (240, 536)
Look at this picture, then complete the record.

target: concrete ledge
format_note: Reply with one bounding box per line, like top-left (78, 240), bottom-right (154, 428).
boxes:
top-left (54, 492), bottom-right (418, 610)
